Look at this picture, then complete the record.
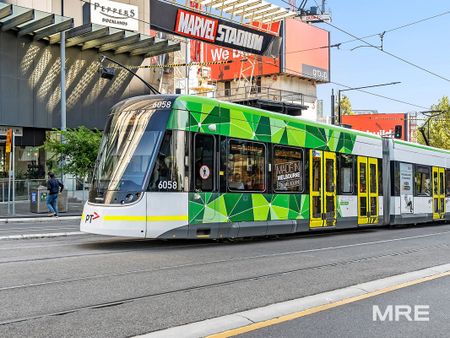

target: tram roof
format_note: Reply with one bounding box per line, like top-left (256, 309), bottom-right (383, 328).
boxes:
top-left (175, 94), bottom-right (384, 141)
top-left (0, 3), bottom-right (180, 57)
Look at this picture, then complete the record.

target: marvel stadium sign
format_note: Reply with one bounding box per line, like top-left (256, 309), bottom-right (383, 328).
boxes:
top-left (151, 0), bottom-right (281, 57)
top-left (175, 9), bottom-right (264, 53)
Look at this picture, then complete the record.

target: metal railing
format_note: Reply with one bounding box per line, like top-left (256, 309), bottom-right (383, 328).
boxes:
top-left (202, 86), bottom-right (306, 106)
top-left (0, 178), bottom-right (87, 216)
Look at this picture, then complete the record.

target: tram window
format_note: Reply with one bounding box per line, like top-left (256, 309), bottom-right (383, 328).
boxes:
top-left (433, 171), bottom-right (438, 195)
top-left (439, 171), bottom-right (445, 195)
top-left (446, 170), bottom-right (450, 196)
top-left (312, 156), bottom-right (321, 191)
top-left (414, 165), bottom-right (430, 196)
top-left (359, 163), bottom-right (367, 193)
top-left (326, 159), bottom-right (334, 192)
top-left (338, 154), bottom-right (353, 194)
top-left (148, 131), bottom-right (188, 192)
top-left (391, 162), bottom-right (400, 196)
top-left (370, 163), bottom-right (377, 193)
top-left (194, 134), bottom-right (215, 191)
top-left (227, 140), bottom-right (265, 192)
top-left (378, 159), bottom-right (383, 195)
top-left (273, 146), bottom-right (303, 192)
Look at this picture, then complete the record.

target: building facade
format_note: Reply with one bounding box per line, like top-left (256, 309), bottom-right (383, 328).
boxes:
top-left (0, 0), bottom-right (178, 179)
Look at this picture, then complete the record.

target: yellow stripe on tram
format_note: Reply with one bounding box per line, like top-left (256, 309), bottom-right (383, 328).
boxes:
top-left (103, 215), bottom-right (188, 222)
top-left (103, 215), bottom-right (146, 221)
top-left (147, 215), bottom-right (188, 222)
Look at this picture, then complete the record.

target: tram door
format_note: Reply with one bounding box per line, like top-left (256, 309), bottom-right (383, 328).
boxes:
top-left (432, 167), bottom-right (445, 220)
top-left (309, 150), bottom-right (336, 228)
top-left (357, 157), bottom-right (378, 224)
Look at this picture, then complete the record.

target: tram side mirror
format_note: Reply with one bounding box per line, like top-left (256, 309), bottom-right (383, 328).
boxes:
top-left (394, 125), bottom-right (402, 139)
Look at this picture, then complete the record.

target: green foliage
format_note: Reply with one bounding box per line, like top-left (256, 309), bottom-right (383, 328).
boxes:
top-left (43, 126), bottom-right (102, 179)
top-left (417, 96), bottom-right (450, 149)
top-left (339, 95), bottom-right (354, 115)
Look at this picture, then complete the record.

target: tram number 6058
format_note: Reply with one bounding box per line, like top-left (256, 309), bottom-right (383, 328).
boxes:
top-left (158, 180), bottom-right (177, 190)
top-left (151, 100), bottom-right (172, 109)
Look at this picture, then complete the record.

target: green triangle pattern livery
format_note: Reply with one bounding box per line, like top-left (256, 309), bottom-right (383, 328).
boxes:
top-left (189, 193), bottom-right (310, 224)
top-left (168, 95), bottom-right (358, 153)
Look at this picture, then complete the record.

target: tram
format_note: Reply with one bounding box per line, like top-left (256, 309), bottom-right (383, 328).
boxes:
top-left (81, 95), bottom-right (450, 239)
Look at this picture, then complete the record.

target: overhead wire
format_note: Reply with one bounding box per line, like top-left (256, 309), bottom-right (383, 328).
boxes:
top-left (290, 0), bottom-right (450, 83)
top-left (285, 9), bottom-right (450, 54)
top-left (253, 58), bottom-right (429, 110)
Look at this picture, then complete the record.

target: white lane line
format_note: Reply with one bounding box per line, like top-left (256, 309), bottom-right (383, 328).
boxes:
top-left (0, 232), bottom-right (84, 241)
top-left (0, 227), bottom-right (79, 232)
top-left (0, 216), bottom-right (81, 224)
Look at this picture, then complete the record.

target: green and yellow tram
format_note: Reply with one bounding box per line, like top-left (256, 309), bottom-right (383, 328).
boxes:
top-left (81, 95), bottom-right (450, 238)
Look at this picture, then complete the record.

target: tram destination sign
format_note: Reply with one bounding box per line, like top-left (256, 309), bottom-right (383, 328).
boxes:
top-left (150, 0), bottom-right (281, 57)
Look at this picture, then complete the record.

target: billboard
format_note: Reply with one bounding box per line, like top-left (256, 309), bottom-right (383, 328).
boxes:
top-left (341, 113), bottom-right (407, 140)
top-left (284, 18), bottom-right (330, 82)
top-left (202, 44), bottom-right (280, 81)
top-left (150, 0), bottom-right (281, 57)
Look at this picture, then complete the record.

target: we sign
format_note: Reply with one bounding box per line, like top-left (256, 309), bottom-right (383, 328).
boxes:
top-left (373, 305), bottom-right (430, 322)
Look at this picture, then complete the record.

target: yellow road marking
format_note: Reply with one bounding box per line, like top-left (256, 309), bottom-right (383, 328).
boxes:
top-left (208, 270), bottom-right (450, 338)
top-left (103, 215), bottom-right (188, 222)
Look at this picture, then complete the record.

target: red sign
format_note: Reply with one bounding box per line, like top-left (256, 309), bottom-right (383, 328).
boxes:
top-left (175, 9), bottom-right (218, 43)
top-left (341, 113), bottom-right (407, 140)
top-left (202, 44), bottom-right (279, 81)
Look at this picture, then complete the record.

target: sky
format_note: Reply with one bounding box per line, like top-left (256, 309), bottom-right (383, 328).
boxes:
top-left (273, 0), bottom-right (450, 116)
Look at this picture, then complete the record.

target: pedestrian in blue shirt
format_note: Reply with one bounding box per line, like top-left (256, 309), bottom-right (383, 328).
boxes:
top-left (46, 172), bottom-right (64, 217)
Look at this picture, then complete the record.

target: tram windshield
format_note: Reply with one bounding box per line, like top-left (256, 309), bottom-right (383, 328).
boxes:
top-left (89, 108), bottom-right (161, 204)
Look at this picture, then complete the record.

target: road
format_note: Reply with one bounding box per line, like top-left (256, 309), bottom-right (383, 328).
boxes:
top-left (0, 222), bottom-right (450, 337)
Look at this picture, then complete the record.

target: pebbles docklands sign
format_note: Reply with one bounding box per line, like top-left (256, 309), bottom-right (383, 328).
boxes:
top-left (91, 0), bottom-right (139, 31)
top-left (150, 0), bottom-right (281, 57)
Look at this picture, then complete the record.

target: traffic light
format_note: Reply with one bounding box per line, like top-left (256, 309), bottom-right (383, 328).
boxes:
top-left (394, 125), bottom-right (402, 139)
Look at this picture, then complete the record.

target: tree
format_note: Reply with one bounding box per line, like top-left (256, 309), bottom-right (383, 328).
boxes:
top-left (339, 95), bottom-right (354, 115)
top-left (44, 126), bottom-right (102, 180)
top-left (417, 96), bottom-right (450, 149)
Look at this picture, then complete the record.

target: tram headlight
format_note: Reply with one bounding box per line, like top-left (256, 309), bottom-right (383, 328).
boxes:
top-left (124, 193), bottom-right (134, 203)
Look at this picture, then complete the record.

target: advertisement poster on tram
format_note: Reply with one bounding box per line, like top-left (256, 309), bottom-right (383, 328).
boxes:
top-left (400, 162), bottom-right (414, 213)
top-left (274, 161), bottom-right (302, 190)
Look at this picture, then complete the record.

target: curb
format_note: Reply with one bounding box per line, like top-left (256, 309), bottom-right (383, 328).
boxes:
top-left (136, 263), bottom-right (450, 338)
top-left (0, 216), bottom-right (81, 224)
top-left (0, 231), bottom-right (84, 241)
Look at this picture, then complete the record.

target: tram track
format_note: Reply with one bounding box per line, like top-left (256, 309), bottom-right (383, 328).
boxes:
top-left (1, 227), bottom-right (450, 267)
top-left (0, 241), bottom-right (448, 327)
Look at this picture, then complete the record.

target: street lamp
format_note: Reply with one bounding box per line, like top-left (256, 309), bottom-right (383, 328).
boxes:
top-left (335, 81), bottom-right (401, 125)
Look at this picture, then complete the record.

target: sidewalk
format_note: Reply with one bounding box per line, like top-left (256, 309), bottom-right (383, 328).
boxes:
top-left (0, 200), bottom-right (82, 219)
top-left (0, 217), bottom-right (82, 239)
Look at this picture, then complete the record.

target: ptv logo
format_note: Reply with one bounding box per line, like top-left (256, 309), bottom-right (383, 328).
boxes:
top-left (85, 212), bottom-right (100, 223)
